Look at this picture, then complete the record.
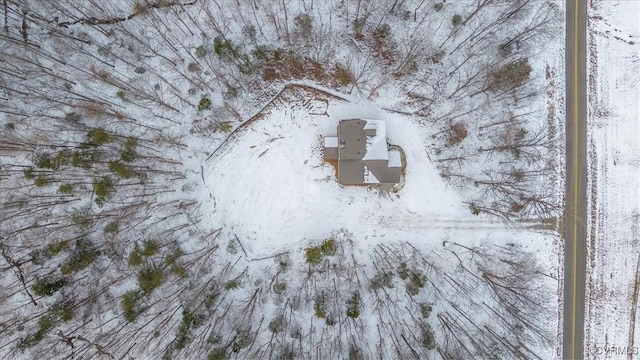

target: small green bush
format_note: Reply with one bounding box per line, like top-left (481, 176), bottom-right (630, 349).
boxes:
top-left (104, 221), bottom-right (119, 235)
top-left (32, 277), bottom-right (65, 297)
top-left (314, 295), bottom-right (327, 319)
top-left (452, 14), bottom-right (462, 27)
top-left (373, 23), bottom-right (391, 40)
top-left (61, 239), bottom-right (99, 274)
top-left (134, 67), bottom-right (146, 74)
top-left (87, 128), bottom-right (114, 146)
top-left (52, 149), bottom-right (71, 168)
top-left (170, 264), bottom-right (188, 279)
top-left (166, 248), bottom-right (183, 265)
top-left (469, 202), bottom-right (482, 216)
top-left (37, 314), bottom-right (57, 334)
top-left (175, 309), bottom-right (206, 349)
top-left (433, 2), bottom-right (444, 11)
top-left (129, 248), bottom-right (143, 267)
top-left (65, 112), bottom-right (82, 123)
top-left (420, 303), bottom-right (432, 318)
top-left (352, 18), bottom-right (366, 37)
top-left (120, 138), bottom-right (138, 162)
top-left (121, 290), bottom-right (143, 322)
top-left (276, 254), bottom-right (290, 271)
top-left (198, 97), bottom-right (212, 111)
top-left (305, 239), bottom-right (337, 265)
top-left (71, 212), bottom-right (93, 230)
top-left (242, 25), bottom-right (257, 39)
top-left (142, 240), bottom-right (158, 257)
top-left (93, 177), bottom-right (114, 206)
top-left (268, 314), bottom-right (285, 333)
top-left (138, 266), bottom-right (164, 293)
top-left (346, 292), bottom-right (362, 319)
top-left (208, 348), bottom-right (227, 360)
top-left (34, 176), bottom-right (50, 187)
top-left (273, 282), bottom-right (287, 295)
top-left (370, 272), bottom-right (394, 290)
top-left (45, 242), bottom-right (68, 256)
top-left (116, 90), bottom-right (126, 101)
top-left (23, 167), bottom-right (35, 179)
top-left (108, 161), bottom-right (136, 179)
top-left (420, 325), bottom-right (436, 350)
top-left (52, 302), bottom-right (75, 321)
top-left (431, 50), bottom-right (445, 64)
top-left (223, 280), bottom-right (239, 290)
top-left (397, 262), bottom-right (409, 280)
top-left (213, 37), bottom-right (234, 58)
top-left (34, 153), bottom-right (55, 169)
top-left (409, 270), bottom-right (427, 289)
top-left (252, 46), bottom-right (272, 62)
top-left (187, 62), bottom-right (200, 72)
top-left (195, 45), bottom-right (207, 58)
top-left (58, 184), bottom-right (74, 194)
top-left (71, 151), bottom-right (94, 169)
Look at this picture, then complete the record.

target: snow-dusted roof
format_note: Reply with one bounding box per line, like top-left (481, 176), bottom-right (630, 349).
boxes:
top-left (362, 120), bottom-right (388, 161)
top-left (364, 122), bottom-right (377, 131)
top-left (363, 166), bottom-right (380, 184)
top-left (325, 119), bottom-right (401, 185)
top-left (324, 136), bottom-right (338, 148)
top-left (388, 150), bottom-right (401, 168)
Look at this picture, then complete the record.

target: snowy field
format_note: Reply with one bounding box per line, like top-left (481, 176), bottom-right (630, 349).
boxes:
top-left (586, 0), bottom-right (640, 357)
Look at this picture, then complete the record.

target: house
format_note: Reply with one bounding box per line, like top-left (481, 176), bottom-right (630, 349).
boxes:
top-left (324, 119), bottom-right (402, 185)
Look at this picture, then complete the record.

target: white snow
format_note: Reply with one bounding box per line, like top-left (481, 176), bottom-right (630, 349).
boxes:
top-left (388, 150), bottom-right (401, 168)
top-left (586, 0), bottom-right (640, 356)
top-left (363, 166), bottom-right (380, 184)
top-left (324, 136), bottom-right (338, 148)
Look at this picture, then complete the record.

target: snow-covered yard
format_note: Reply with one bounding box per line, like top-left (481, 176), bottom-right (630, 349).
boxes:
top-left (202, 87), bottom-right (469, 257)
top-left (586, 0), bottom-right (640, 357)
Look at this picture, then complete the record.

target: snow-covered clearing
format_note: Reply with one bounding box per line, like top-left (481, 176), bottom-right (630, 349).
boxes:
top-left (200, 85), bottom-right (560, 358)
top-left (203, 87), bottom-right (469, 257)
top-left (586, 0), bottom-right (640, 357)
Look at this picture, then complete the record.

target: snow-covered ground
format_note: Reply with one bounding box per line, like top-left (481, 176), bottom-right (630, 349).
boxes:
top-left (586, 0), bottom-right (640, 357)
top-left (199, 84), bottom-right (561, 358)
top-left (202, 92), bottom-right (470, 257)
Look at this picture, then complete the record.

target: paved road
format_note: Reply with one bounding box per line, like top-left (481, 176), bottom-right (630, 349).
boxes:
top-left (563, 0), bottom-right (588, 359)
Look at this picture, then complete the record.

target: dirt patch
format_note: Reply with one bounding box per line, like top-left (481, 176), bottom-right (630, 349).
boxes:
top-left (263, 56), bottom-right (326, 83)
top-left (389, 144), bottom-right (407, 193)
top-left (324, 157), bottom-right (339, 179)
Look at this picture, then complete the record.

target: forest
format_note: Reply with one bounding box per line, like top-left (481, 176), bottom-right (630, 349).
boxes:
top-left (0, 0), bottom-right (561, 359)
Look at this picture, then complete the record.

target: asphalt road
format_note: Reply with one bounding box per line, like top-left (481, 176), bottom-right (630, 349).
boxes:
top-left (563, 0), bottom-right (588, 359)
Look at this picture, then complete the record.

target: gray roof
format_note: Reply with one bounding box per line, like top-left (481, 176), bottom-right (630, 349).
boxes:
top-left (337, 160), bottom-right (364, 184)
top-left (365, 159), bottom-right (401, 184)
top-left (338, 119), bottom-right (366, 160)
top-left (325, 119), bottom-right (401, 185)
